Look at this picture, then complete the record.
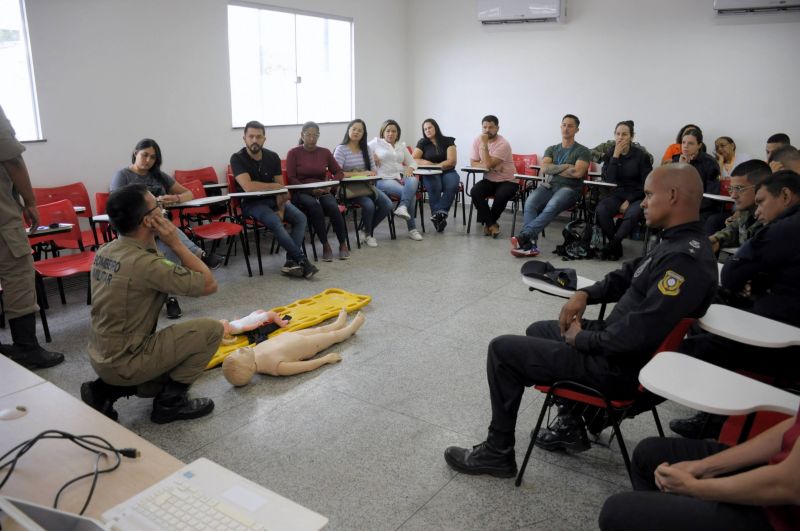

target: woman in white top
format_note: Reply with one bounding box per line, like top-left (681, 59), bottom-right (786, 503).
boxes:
top-left (714, 136), bottom-right (752, 178)
top-left (369, 119), bottom-right (422, 241)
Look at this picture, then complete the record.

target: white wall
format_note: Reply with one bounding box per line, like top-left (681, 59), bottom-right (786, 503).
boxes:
top-left (407, 0), bottom-right (800, 163)
top-left (21, 0), bottom-right (408, 199)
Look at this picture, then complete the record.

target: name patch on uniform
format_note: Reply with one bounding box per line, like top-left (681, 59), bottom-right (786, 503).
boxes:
top-left (657, 270), bottom-right (685, 296)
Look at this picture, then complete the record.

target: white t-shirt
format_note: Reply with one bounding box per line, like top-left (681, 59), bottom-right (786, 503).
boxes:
top-left (368, 137), bottom-right (417, 180)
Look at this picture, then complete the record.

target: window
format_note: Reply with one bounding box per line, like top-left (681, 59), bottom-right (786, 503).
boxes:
top-left (0, 0), bottom-right (41, 140)
top-left (227, 4), bottom-right (353, 128)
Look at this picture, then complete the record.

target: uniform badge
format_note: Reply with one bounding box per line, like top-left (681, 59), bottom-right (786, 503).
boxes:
top-left (658, 270), bottom-right (685, 296)
top-left (689, 240), bottom-right (700, 249)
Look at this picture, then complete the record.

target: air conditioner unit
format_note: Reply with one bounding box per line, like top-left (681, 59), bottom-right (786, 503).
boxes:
top-left (477, 0), bottom-right (566, 24)
top-left (714, 0), bottom-right (800, 14)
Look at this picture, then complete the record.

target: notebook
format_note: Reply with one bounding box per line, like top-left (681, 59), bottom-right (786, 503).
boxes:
top-left (1, 458), bottom-right (328, 531)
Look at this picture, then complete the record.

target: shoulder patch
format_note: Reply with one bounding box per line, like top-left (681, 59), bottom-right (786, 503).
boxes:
top-left (689, 240), bottom-right (700, 249)
top-left (658, 270), bottom-right (685, 296)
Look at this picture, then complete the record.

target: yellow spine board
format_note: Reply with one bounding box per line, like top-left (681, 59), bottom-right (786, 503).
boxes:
top-left (206, 288), bottom-right (371, 369)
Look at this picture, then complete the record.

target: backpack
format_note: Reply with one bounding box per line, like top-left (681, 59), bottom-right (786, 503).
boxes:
top-left (554, 219), bottom-right (600, 260)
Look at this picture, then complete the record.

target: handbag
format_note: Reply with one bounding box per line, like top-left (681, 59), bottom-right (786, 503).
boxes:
top-left (339, 181), bottom-right (377, 200)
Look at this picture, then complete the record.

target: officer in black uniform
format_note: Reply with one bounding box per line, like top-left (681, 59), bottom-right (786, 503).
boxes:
top-left (444, 163), bottom-right (718, 478)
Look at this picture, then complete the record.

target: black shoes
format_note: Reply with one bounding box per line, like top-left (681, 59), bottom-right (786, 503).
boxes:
top-left (431, 212), bottom-right (447, 233)
top-left (301, 259), bottom-right (319, 279)
top-left (444, 441), bottom-right (517, 478)
top-left (201, 251), bottom-right (222, 270)
top-left (166, 297), bottom-right (182, 319)
top-left (281, 260), bottom-right (303, 277)
top-left (669, 412), bottom-right (725, 440)
top-left (151, 379), bottom-right (214, 424)
top-left (80, 379), bottom-right (136, 421)
top-left (535, 413), bottom-right (591, 453)
top-left (0, 313), bottom-right (64, 369)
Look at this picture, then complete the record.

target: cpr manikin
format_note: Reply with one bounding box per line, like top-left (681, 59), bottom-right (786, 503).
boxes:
top-left (221, 309), bottom-right (365, 385)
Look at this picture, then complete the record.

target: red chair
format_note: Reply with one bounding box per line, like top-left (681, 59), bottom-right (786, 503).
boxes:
top-left (515, 318), bottom-right (697, 487)
top-left (179, 180), bottom-right (252, 277)
top-left (173, 167), bottom-right (219, 186)
top-left (31, 200), bottom-right (96, 342)
top-left (32, 183), bottom-right (98, 250)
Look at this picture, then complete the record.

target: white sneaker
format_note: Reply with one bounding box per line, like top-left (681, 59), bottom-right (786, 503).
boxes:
top-left (365, 235), bottom-right (378, 247)
top-left (358, 230), bottom-right (368, 244)
top-left (394, 205), bottom-right (411, 220)
top-left (408, 229), bottom-right (423, 241)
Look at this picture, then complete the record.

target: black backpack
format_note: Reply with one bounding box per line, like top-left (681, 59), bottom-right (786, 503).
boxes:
top-left (554, 219), bottom-right (601, 260)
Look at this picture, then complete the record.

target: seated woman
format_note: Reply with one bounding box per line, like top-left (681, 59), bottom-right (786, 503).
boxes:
top-left (222, 309), bottom-right (365, 384)
top-left (661, 123), bottom-right (704, 165)
top-left (369, 119), bottom-right (422, 242)
top-left (412, 118), bottom-right (460, 233)
top-left (333, 119), bottom-right (393, 248)
top-left (595, 120), bottom-right (652, 260)
top-left (110, 138), bottom-right (219, 319)
top-left (671, 128), bottom-right (722, 234)
top-left (286, 121), bottom-right (350, 261)
top-left (599, 411), bottom-right (800, 531)
top-left (715, 136), bottom-right (752, 178)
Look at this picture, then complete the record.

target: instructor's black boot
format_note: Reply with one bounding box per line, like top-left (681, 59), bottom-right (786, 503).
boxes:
top-left (0, 313), bottom-right (64, 369)
top-left (443, 429), bottom-right (517, 478)
top-left (80, 379), bottom-right (137, 421)
top-left (151, 378), bottom-right (214, 424)
top-left (535, 409), bottom-right (591, 453)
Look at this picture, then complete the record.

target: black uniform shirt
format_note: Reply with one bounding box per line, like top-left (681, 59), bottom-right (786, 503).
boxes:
top-left (230, 147), bottom-right (282, 208)
top-left (575, 221), bottom-right (717, 362)
top-left (671, 153), bottom-right (721, 213)
top-left (601, 145), bottom-right (652, 202)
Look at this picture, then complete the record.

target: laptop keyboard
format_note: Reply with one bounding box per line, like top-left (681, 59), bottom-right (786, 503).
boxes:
top-left (129, 481), bottom-right (267, 530)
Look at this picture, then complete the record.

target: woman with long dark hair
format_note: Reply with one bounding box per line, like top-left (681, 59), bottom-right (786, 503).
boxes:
top-left (671, 128), bottom-right (722, 233)
top-left (332, 119), bottom-right (392, 248)
top-left (412, 118), bottom-right (459, 232)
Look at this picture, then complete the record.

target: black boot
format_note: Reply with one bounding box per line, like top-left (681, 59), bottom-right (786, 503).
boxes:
top-left (535, 409), bottom-right (591, 453)
top-left (80, 378), bottom-right (137, 421)
top-left (443, 429), bottom-right (517, 478)
top-left (669, 411), bottom-right (725, 440)
top-left (151, 378), bottom-right (214, 424)
top-left (0, 313), bottom-right (64, 369)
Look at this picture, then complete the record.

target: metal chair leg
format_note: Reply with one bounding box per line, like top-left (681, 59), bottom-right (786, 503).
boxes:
top-left (515, 391), bottom-right (554, 487)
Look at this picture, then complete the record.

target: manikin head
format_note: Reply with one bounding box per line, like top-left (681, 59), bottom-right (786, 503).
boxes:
top-left (222, 346), bottom-right (257, 386)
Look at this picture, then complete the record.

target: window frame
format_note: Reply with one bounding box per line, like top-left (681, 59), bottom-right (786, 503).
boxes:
top-left (227, 1), bottom-right (355, 129)
top-left (2, 0), bottom-right (43, 142)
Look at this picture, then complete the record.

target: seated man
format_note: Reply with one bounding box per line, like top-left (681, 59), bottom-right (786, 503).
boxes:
top-left (599, 408), bottom-right (800, 531)
top-left (768, 144), bottom-right (800, 174)
top-left (231, 120), bottom-right (316, 279)
top-left (468, 115), bottom-right (518, 238)
top-left (81, 184), bottom-right (223, 424)
top-left (511, 114), bottom-right (591, 257)
top-left (765, 132), bottom-right (791, 162)
top-left (671, 169), bottom-right (800, 439)
top-left (445, 164), bottom-right (717, 477)
top-left (708, 159), bottom-right (771, 254)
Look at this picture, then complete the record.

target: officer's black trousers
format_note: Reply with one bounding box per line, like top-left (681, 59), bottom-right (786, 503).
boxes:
top-left (598, 437), bottom-right (773, 531)
top-left (487, 320), bottom-right (638, 436)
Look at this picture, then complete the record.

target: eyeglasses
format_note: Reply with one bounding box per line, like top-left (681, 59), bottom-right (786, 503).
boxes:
top-left (139, 202), bottom-right (164, 224)
top-left (729, 185), bottom-right (755, 194)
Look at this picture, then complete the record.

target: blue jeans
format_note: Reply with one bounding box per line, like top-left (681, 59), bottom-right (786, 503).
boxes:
top-left (243, 199), bottom-right (307, 263)
top-left (422, 169), bottom-right (460, 215)
top-left (377, 177), bottom-right (417, 230)
top-left (352, 188), bottom-right (392, 235)
top-left (520, 185), bottom-right (580, 241)
top-left (157, 229), bottom-right (202, 263)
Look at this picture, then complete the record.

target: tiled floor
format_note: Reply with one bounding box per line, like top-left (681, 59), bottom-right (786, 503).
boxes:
top-left (23, 210), bottom-right (693, 530)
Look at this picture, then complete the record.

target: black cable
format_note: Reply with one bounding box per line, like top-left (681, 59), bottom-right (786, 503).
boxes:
top-left (0, 429), bottom-right (138, 515)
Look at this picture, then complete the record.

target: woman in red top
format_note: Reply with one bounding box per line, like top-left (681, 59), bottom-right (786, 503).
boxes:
top-left (599, 408), bottom-right (800, 530)
top-left (286, 122), bottom-right (349, 261)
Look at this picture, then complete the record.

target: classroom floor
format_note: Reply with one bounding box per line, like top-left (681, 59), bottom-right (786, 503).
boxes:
top-left (27, 210), bottom-right (693, 531)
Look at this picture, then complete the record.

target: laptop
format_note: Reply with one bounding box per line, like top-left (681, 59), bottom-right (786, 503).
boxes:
top-left (1, 458), bottom-right (327, 531)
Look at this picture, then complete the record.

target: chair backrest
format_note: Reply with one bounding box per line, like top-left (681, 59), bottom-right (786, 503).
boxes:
top-left (33, 183), bottom-right (93, 218)
top-left (174, 166), bottom-right (218, 186)
top-left (180, 180), bottom-right (211, 217)
top-left (95, 192), bottom-right (110, 215)
top-left (31, 199), bottom-right (86, 249)
top-left (512, 154), bottom-right (538, 175)
top-left (654, 318), bottom-right (696, 354)
top-left (226, 168), bottom-right (242, 214)
top-left (279, 159), bottom-right (288, 184)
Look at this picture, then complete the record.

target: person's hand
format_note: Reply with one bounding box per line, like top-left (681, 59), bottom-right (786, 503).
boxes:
top-left (147, 212), bottom-right (181, 248)
top-left (366, 170), bottom-right (377, 176)
top-left (374, 154), bottom-right (382, 167)
top-left (670, 459), bottom-right (710, 479)
top-left (403, 166), bottom-right (415, 177)
top-left (23, 205), bottom-right (40, 233)
top-left (679, 153), bottom-right (691, 164)
top-left (613, 139), bottom-right (630, 158)
top-left (480, 133), bottom-right (490, 145)
top-left (619, 200), bottom-right (630, 215)
top-left (324, 352), bottom-right (342, 364)
top-left (563, 319), bottom-right (582, 346)
top-left (709, 237), bottom-right (720, 254)
top-left (276, 192), bottom-right (289, 209)
top-left (769, 160), bottom-right (784, 173)
top-left (157, 194), bottom-right (180, 205)
top-left (559, 291), bottom-right (588, 335)
top-left (311, 188), bottom-right (324, 197)
top-left (655, 462), bottom-right (699, 495)
top-left (741, 281), bottom-right (752, 298)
